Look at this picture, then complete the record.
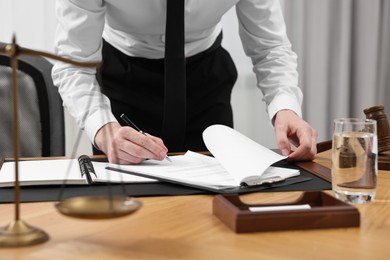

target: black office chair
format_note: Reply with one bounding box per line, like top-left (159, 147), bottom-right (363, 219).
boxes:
top-left (0, 43), bottom-right (65, 157)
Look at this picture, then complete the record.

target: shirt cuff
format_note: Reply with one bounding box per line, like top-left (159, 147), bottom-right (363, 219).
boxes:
top-left (84, 110), bottom-right (117, 147)
top-left (267, 93), bottom-right (302, 123)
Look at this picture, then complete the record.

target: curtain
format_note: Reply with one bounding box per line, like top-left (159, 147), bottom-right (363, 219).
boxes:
top-left (281, 0), bottom-right (390, 141)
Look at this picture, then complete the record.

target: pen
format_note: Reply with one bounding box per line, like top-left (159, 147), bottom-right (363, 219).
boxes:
top-left (120, 113), bottom-right (172, 162)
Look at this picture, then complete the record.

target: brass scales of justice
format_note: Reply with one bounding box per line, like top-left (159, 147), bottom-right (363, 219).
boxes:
top-left (0, 36), bottom-right (142, 247)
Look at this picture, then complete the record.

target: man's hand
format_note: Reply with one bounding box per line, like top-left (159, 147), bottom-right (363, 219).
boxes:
top-left (273, 110), bottom-right (317, 161)
top-left (94, 122), bottom-right (168, 164)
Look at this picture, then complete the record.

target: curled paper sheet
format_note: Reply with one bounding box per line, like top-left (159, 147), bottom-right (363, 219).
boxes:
top-left (202, 124), bottom-right (287, 183)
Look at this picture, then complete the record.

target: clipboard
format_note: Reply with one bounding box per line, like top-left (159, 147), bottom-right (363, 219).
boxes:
top-left (213, 191), bottom-right (360, 233)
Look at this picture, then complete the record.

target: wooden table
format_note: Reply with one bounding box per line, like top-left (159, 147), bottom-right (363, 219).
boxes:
top-left (1, 150), bottom-right (390, 259)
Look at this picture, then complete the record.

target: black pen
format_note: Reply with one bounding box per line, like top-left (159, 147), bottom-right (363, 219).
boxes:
top-left (120, 114), bottom-right (172, 162)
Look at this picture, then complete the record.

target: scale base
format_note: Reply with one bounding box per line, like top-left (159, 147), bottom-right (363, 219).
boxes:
top-left (0, 219), bottom-right (49, 247)
top-left (55, 195), bottom-right (142, 219)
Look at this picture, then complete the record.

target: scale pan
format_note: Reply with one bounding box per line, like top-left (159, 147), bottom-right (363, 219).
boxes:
top-left (55, 196), bottom-right (142, 219)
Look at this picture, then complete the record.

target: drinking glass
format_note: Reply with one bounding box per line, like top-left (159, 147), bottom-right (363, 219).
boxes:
top-left (332, 118), bottom-right (378, 204)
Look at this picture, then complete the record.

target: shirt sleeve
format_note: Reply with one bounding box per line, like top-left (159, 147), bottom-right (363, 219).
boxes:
top-left (52, 0), bottom-right (117, 144)
top-left (235, 0), bottom-right (303, 121)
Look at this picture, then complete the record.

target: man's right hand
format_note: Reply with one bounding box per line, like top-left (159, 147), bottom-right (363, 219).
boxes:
top-left (94, 122), bottom-right (169, 164)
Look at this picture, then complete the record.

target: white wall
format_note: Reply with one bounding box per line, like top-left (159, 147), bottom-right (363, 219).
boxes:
top-left (0, 1), bottom-right (277, 156)
top-left (0, 0), bottom-right (93, 156)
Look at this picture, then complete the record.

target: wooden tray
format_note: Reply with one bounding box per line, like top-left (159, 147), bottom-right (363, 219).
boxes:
top-left (213, 191), bottom-right (360, 233)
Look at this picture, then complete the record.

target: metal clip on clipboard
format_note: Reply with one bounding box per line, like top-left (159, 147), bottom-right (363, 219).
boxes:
top-left (240, 176), bottom-right (285, 187)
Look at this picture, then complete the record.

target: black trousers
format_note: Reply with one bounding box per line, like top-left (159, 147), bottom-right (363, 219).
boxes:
top-left (96, 34), bottom-right (237, 153)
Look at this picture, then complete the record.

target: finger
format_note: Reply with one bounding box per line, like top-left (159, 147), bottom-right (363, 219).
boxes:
top-left (144, 133), bottom-right (168, 150)
top-left (274, 124), bottom-right (292, 156)
top-left (107, 132), bottom-right (148, 164)
top-left (288, 129), bottom-right (317, 161)
top-left (136, 132), bottom-right (169, 159)
top-left (116, 153), bottom-right (146, 165)
top-left (121, 127), bottom-right (167, 160)
top-left (106, 140), bottom-right (147, 165)
top-left (109, 146), bottom-right (146, 165)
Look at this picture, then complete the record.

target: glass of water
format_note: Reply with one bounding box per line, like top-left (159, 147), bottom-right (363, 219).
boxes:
top-left (332, 118), bottom-right (378, 204)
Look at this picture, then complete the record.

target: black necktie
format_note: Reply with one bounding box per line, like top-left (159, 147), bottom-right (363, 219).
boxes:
top-left (162, 0), bottom-right (186, 152)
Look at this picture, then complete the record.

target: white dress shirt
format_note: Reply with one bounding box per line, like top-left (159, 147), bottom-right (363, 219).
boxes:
top-left (52, 0), bottom-right (302, 144)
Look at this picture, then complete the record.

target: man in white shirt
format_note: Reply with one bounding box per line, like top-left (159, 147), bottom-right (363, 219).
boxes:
top-left (52, 0), bottom-right (317, 164)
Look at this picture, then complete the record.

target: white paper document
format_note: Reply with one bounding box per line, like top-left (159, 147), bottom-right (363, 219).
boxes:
top-left (107, 125), bottom-right (300, 190)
